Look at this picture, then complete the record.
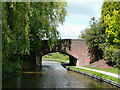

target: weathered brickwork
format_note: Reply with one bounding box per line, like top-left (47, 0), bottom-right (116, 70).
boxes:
top-left (37, 39), bottom-right (91, 66)
top-left (67, 39), bottom-right (90, 66)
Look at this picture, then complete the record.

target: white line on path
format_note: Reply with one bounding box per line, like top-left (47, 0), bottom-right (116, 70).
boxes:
top-left (75, 66), bottom-right (120, 78)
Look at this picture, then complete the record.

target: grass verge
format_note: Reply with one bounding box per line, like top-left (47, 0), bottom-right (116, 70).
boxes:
top-left (42, 58), bottom-right (69, 63)
top-left (69, 66), bottom-right (120, 84)
top-left (84, 66), bottom-right (119, 74)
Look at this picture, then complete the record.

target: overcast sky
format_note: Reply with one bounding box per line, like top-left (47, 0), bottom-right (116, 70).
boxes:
top-left (57, 0), bottom-right (104, 39)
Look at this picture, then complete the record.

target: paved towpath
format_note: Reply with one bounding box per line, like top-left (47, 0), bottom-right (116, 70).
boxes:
top-left (74, 66), bottom-right (120, 78)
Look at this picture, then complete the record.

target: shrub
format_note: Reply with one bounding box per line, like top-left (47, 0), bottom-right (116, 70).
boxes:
top-left (51, 53), bottom-right (66, 59)
top-left (43, 52), bottom-right (69, 60)
top-left (81, 17), bottom-right (105, 62)
top-left (104, 47), bottom-right (120, 68)
top-left (52, 53), bottom-right (60, 58)
top-left (2, 58), bottom-right (21, 80)
top-left (43, 55), bottom-right (50, 58)
top-left (65, 55), bottom-right (69, 60)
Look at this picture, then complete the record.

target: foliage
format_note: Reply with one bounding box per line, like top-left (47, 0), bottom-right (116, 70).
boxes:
top-left (29, 2), bottom-right (67, 55)
top-left (52, 53), bottom-right (64, 59)
top-left (104, 9), bottom-right (120, 48)
top-left (2, 2), bottom-right (67, 80)
top-left (43, 52), bottom-right (69, 60)
top-left (2, 2), bottom-right (31, 79)
top-left (82, 17), bottom-right (106, 49)
top-left (2, 2), bottom-right (30, 57)
top-left (81, 1), bottom-right (120, 64)
top-left (43, 55), bottom-right (50, 58)
top-left (104, 47), bottom-right (120, 68)
top-left (21, 59), bottom-right (35, 66)
top-left (2, 59), bottom-right (21, 80)
top-left (101, 2), bottom-right (120, 27)
top-left (100, 2), bottom-right (120, 35)
top-left (43, 52), bottom-right (69, 63)
top-left (101, 1), bottom-right (120, 48)
top-left (69, 66), bottom-right (119, 84)
top-left (81, 17), bottom-right (104, 61)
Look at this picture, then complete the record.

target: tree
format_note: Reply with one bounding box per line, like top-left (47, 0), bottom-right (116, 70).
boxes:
top-left (81, 17), bottom-right (104, 62)
top-left (100, 1), bottom-right (120, 48)
top-left (29, 2), bottom-right (67, 56)
top-left (99, 1), bottom-right (120, 67)
top-left (2, 2), bottom-right (30, 62)
top-left (2, 2), bottom-right (67, 79)
top-left (104, 10), bottom-right (120, 48)
top-left (101, 2), bottom-right (120, 27)
top-left (2, 2), bottom-right (31, 79)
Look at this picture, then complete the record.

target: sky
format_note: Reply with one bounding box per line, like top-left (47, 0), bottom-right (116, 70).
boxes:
top-left (57, 0), bottom-right (104, 39)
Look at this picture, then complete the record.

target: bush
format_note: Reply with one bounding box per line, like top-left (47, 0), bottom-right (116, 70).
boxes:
top-left (51, 53), bottom-right (67, 59)
top-left (2, 58), bottom-right (21, 80)
top-left (43, 52), bottom-right (69, 60)
top-left (43, 55), bottom-right (50, 58)
top-left (65, 55), bottom-right (69, 60)
top-left (81, 17), bottom-right (105, 62)
top-left (52, 53), bottom-right (60, 58)
top-left (104, 47), bottom-right (120, 68)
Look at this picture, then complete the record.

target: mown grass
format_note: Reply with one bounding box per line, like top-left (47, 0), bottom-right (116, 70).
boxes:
top-left (42, 58), bottom-right (69, 63)
top-left (69, 66), bottom-right (120, 84)
top-left (84, 66), bottom-right (119, 74)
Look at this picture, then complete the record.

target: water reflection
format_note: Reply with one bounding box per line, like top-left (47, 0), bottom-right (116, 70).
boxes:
top-left (2, 60), bottom-right (117, 88)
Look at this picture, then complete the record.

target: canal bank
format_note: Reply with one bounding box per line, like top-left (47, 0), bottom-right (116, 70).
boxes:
top-left (61, 63), bottom-right (120, 88)
top-left (2, 60), bottom-right (116, 88)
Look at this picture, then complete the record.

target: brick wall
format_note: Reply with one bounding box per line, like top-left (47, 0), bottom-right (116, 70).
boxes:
top-left (38, 39), bottom-right (91, 66)
top-left (66, 39), bottom-right (90, 66)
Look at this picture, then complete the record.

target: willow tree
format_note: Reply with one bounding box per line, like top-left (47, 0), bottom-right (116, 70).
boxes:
top-left (2, 2), bottom-right (67, 79)
top-left (2, 2), bottom-right (31, 79)
top-left (29, 2), bottom-right (67, 62)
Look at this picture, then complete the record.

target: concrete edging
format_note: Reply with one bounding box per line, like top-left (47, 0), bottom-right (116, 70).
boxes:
top-left (61, 63), bottom-right (120, 88)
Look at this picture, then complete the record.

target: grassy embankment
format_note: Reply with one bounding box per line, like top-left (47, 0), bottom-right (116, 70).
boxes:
top-left (43, 58), bottom-right (68, 63)
top-left (84, 66), bottom-right (119, 74)
top-left (42, 52), bottom-right (69, 63)
top-left (69, 66), bottom-right (120, 84)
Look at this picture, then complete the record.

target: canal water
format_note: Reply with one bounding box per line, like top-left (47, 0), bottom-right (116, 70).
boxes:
top-left (2, 60), bottom-right (117, 88)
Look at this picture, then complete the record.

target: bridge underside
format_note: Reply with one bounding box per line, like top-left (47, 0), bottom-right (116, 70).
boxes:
top-left (36, 52), bottom-right (77, 67)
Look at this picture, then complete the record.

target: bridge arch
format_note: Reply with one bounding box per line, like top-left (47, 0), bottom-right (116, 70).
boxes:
top-left (35, 39), bottom-right (92, 67)
top-left (41, 51), bottom-right (77, 66)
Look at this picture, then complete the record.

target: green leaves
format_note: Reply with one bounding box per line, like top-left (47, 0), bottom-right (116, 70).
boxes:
top-left (2, 2), bottom-right (30, 58)
top-left (81, 18), bottom-right (105, 49)
top-left (100, 1), bottom-right (120, 49)
top-left (2, 2), bottom-right (67, 79)
top-left (104, 9), bottom-right (120, 48)
top-left (104, 47), bottom-right (120, 68)
top-left (2, 2), bottom-right (67, 57)
top-left (81, 0), bottom-right (120, 67)
top-left (29, 2), bottom-right (67, 53)
top-left (81, 18), bottom-right (104, 61)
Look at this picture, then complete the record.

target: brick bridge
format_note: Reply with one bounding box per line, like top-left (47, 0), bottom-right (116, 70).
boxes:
top-left (36, 39), bottom-right (94, 67)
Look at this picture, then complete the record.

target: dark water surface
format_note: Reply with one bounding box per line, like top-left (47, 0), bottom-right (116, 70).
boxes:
top-left (3, 60), bottom-right (117, 88)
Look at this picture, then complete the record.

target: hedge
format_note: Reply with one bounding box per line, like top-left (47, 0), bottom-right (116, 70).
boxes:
top-left (104, 47), bottom-right (120, 68)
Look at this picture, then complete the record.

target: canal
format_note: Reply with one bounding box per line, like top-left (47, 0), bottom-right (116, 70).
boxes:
top-left (2, 60), bottom-right (117, 88)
